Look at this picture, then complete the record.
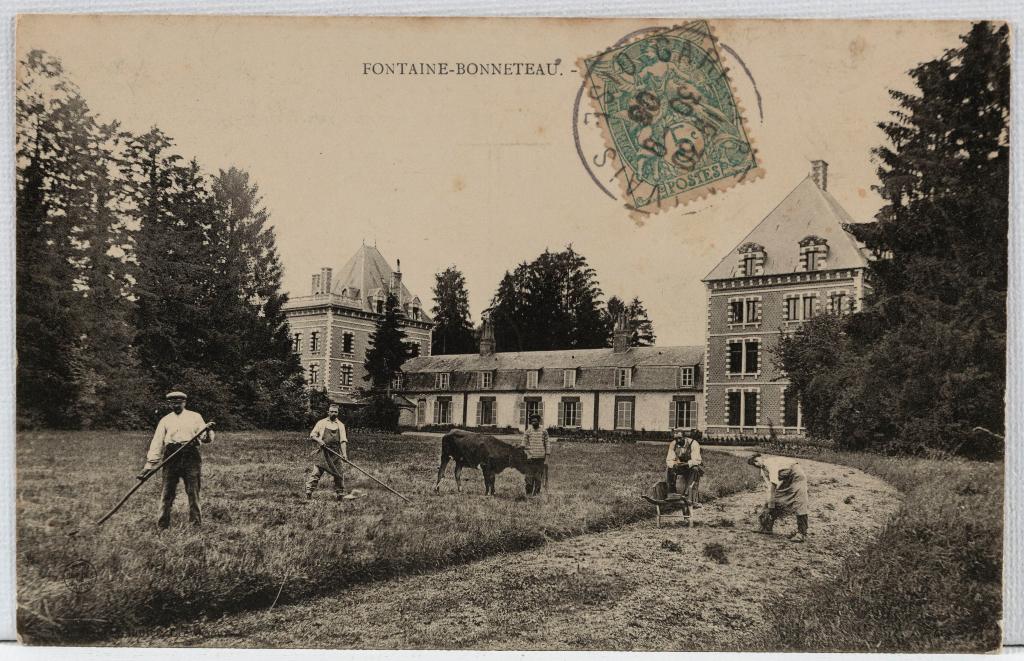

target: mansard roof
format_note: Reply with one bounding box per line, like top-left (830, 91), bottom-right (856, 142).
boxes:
top-left (403, 345), bottom-right (704, 374)
top-left (704, 176), bottom-right (870, 281)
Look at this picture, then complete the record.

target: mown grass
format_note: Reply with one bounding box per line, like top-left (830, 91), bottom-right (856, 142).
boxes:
top-left (16, 430), bottom-right (756, 644)
top-left (749, 446), bottom-right (1002, 653)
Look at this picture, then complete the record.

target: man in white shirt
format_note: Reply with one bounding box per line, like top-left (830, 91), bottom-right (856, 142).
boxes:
top-left (306, 404), bottom-right (348, 500)
top-left (139, 391), bottom-right (214, 529)
top-left (748, 453), bottom-right (810, 542)
top-left (665, 429), bottom-right (704, 501)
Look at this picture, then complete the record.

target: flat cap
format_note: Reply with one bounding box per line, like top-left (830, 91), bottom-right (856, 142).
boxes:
top-left (165, 391), bottom-right (188, 400)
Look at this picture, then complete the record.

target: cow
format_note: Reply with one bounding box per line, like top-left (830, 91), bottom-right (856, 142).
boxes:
top-left (434, 429), bottom-right (540, 496)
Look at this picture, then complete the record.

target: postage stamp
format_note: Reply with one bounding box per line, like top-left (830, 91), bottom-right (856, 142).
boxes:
top-left (580, 21), bottom-right (764, 214)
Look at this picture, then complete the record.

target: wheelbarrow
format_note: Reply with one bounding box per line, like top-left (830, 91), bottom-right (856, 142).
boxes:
top-left (641, 480), bottom-right (696, 527)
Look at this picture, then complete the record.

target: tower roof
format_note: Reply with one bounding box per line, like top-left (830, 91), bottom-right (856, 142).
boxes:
top-left (704, 176), bottom-right (870, 281)
top-left (332, 244), bottom-right (428, 318)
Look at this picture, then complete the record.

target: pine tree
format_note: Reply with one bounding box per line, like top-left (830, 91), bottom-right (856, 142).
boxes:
top-left (15, 51), bottom-right (83, 427)
top-left (489, 246), bottom-right (607, 351)
top-left (775, 22), bottom-right (1009, 457)
top-left (606, 296), bottom-right (656, 347)
top-left (363, 291), bottom-right (414, 390)
top-left (430, 266), bottom-right (476, 355)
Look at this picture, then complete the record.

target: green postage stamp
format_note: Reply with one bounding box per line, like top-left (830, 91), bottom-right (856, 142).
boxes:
top-left (581, 21), bottom-right (764, 214)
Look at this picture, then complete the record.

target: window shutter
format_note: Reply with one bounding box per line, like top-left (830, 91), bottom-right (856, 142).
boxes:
top-left (519, 401), bottom-right (526, 426)
top-left (558, 401), bottom-right (565, 427)
top-left (475, 401), bottom-right (481, 426)
top-left (669, 400), bottom-right (677, 429)
top-left (539, 401), bottom-right (545, 424)
top-left (433, 401), bottom-right (439, 424)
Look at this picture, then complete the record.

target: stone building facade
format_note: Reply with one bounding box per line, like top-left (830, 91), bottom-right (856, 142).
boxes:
top-left (283, 244), bottom-right (433, 404)
top-left (702, 161), bottom-right (870, 436)
top-left (396, 314), bottom-right (704, 433)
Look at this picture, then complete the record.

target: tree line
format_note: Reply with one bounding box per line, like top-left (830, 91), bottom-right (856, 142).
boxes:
top-left (773, 23), bottom-right (1008, 458)
top-left (430, 248), bottom-right (656, 356)
top-left (17, 50), bottom-right (306, 430)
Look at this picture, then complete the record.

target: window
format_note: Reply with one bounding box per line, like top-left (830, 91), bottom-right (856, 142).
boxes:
top-left (433, 399), bottom-right (452, 424)
top-left (727, 390), bottom-right (758, 427)
top-left (615, 398), bottom-right (634, 429)
top-left (559, 398), bottom-right (582, 427)
top-left (785, 297), bottom-right (799, 322)
top-left (310, 331), bottom-right (320, 353)
top-left (783, 385), bottom-right (801, 428)
top-left (376, 299), bottom-right (384, 314)
top-left (729, 297), bottom-right (761, 324)
top-left (802, 295), bottom-right (817, 320)
top-left (520, 399), bottom-right (544, 426)
top-left (391, 373), bottom-right (404, 390)
top-left (526, 370), bottom-right (539, 389)
top-left (416, 399), bottom-right (426, 425)
top-left (670, 399), bottom-right (694, 428)
top-left (409, 342), bottom-right (420, 357)
top-left (292, 333), bottom-right (302, 353)
top-left (616, 368), bottom-right (632, 388)
top-left (730, 300), bottom-right (744, 323)
top-left (727, 341), bottom-right (759, 375)
top-left (477, 398), bottom-right (496, 426)
top-left (806, 251), bottom-right (820, 271)
top-left (339, 364), bottom-right (353, 387)
top-left (727, 392), bottom-right (742, 426)
top-left (411, 306), bottom-right (420, 320)
top-left (830, 292), bottom-right (849, 315)
top-left (435, 373), bottom-right (450, 390)
top-left (742, 254), bottom-right (757, 276)
top-left (679, 366), bottom-right (694, 388)
top-left (563, 369), bottom-right (577, 389)
top-left (479, 371), bottom-right (493, 389)
top-left (308, 364), bottom-right (320, 385)
top-left (342, 333), bottom-right (354, 354)
top-left (745, 299), bottom-right (760, 322)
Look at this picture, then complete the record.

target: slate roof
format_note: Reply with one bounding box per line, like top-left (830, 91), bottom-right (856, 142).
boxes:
top-left (331, 244), bottom-right (430, 319)
top-left (704, 176), bottom-right (870, 281)
top-left (403, 345), bottom-right (704, 373)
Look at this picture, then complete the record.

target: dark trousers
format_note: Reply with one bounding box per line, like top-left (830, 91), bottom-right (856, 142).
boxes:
top-left (524, 458), bottom-right (546, 495)
top-left (666, 465), bottom-right (699, 498)
top-left (159, 446), bottom-right (202, 528)
top-left (306, 442), bottom-right (344, 494)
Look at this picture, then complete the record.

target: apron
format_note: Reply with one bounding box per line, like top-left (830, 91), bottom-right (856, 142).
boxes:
top-left (315, 425), bottom-right (343, 475)
top-left (674, 439), bottom-right (705, 476)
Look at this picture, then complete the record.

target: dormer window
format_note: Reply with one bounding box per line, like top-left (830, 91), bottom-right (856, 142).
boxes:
top-left (435, 373), bottom-right (450, 390)
top-left (563, 369), bottom-right (577, 389)
top-left (526, 370), bottom-right (539, 389)
top-left (679, 366), bottom-right (694, 388)
top-left (479, 371), bottom-right (493, 389)
top-left (737, 242), bottom-right (766, 277)
top-left (615, 368), bottom-right (632, 388)
top-left (799, 235), bottom-right (829, 272)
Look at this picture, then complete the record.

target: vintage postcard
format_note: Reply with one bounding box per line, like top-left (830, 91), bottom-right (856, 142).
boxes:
top-left (13, 15), bottom-right (1007, 652)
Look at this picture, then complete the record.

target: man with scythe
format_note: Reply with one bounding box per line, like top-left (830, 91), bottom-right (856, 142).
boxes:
top-left (138, 391), bottom-right (215, 529)
top-left (305, 403), bottom-right (349, 500)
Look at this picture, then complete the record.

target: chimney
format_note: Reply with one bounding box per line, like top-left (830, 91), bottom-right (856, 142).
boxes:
top-left (390, 261), bottom-right (403, 303)
top-left (479, 309), bottom-right (496, 356)
top-left (311, 273), bottom-right (321, 295)
top-left (321, 267), bottom-right (332, 295)
top-left (612, 312), bottom-right (630, 353)
top-left (811, 160), bottom-right (828, 191)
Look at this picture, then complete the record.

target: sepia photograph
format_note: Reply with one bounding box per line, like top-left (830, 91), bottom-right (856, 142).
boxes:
top-left (11, 15), bottom-right (1009, 652)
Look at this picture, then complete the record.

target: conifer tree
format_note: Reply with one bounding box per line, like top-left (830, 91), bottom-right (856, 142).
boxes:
top-left (430, 266), bottom-right (476, 355)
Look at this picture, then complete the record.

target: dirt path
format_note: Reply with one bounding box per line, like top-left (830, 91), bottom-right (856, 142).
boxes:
top-left (122, 452), bottom-right (899, 650)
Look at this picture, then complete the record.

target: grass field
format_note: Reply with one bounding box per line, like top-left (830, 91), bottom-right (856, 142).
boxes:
top-left (16, 430), bottom-right (759, 644)
top-left (750, 446), bottom-right (1003, 653)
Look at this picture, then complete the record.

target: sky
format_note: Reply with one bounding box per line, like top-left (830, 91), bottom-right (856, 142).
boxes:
top-left (17, 16), bottom-right (971, 346)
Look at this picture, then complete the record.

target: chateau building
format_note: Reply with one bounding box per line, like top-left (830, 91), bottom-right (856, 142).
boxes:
top-left (396, 314), bottom-right (704, 432)
top-left (702, 160), bottom-right (870, 436)
top-left (283, 244), bottom-right (434, 404)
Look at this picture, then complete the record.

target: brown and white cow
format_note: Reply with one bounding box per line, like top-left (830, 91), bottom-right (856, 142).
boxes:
top-left (434, 429), bottom-right (541, 496)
